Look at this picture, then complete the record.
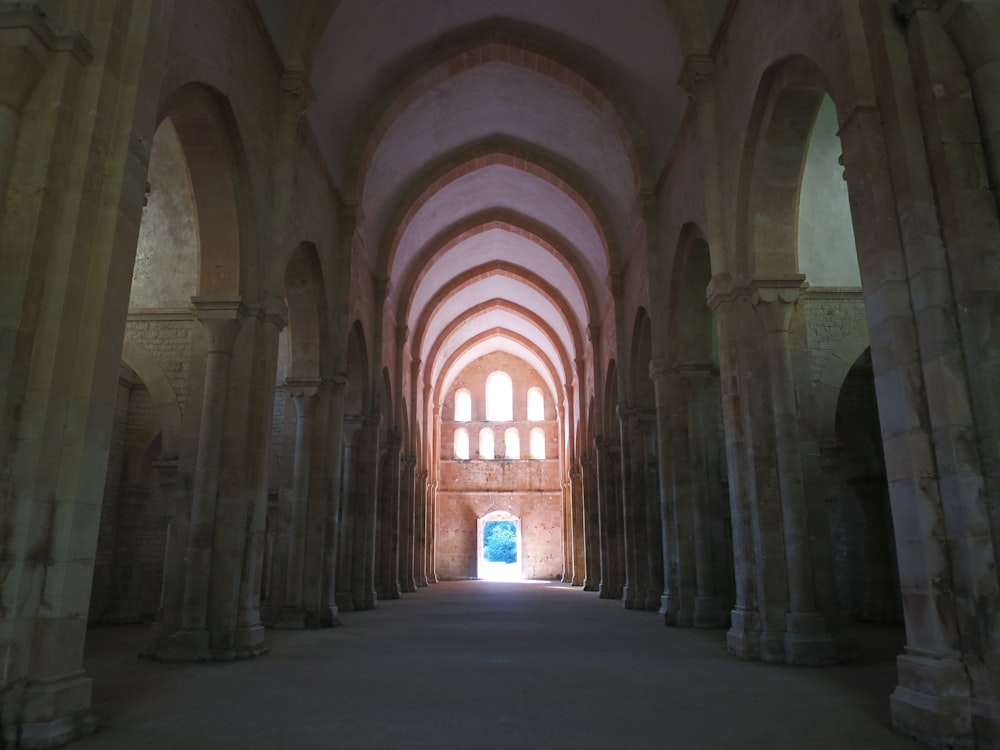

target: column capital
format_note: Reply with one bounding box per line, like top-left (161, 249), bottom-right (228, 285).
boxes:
top-left (678, 53), bottom-right (715, 102)
top-left (0, 4), bottom-right (93, 109)
top-left (706, 273), bottom-right (748, 310)
top-left (649, 357), bottom-right (669, 382)
top-left (285, 376), bottom-right (322, 400)
top-left (327, 372), bottom-right (349, 392)
top-left (190, 296), bottom-right (245, 353)
top-left (896, 0), bottom-right (942, 20)
top-left (750, 276), bottom-right (808, 333)
top-left (152, 458), bottom-right (180, 489)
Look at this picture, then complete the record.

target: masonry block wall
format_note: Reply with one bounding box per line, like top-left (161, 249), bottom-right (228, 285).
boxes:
top-left (437, 352), bottom-right (562, 580)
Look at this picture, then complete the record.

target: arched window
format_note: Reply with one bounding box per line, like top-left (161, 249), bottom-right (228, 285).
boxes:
top-left (479, 428), bottom-right (495, 459)
top-left (453, 428), bottom-right (469, 460)
top-left (527, 387), bottom-right (545, 421)
top-left (504, 427), bottom-right (520, 459)
top-left (454, 388), bottom-right (472, 422)
top-left (485, 371), bottom-right (513, 421)
top-left (529, 427), bottom-right (546, 459)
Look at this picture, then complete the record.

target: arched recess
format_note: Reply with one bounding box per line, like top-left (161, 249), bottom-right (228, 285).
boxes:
top-left (157, 83), bottom-right (251, 298)
top-left (736, 56), bottom-right (836, 279)
top-left (284, 243), bottom-right (330, 378)
top-left (619, 308), bottom-right (663, 610)
top-left (598, 359), bottom-right (625, 600)
top-left (120, 339), bottom-right (183, 460)
top-left (665, 225), bottom-right (733, 627)
top-left (335, 320), bottom-right (377, 612)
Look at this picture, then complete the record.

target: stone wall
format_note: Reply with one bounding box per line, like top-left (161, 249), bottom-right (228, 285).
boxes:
top-left (436, 351), bottom-right (563, 580)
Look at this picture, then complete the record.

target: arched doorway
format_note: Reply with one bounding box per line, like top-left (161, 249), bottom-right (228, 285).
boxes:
top-left (477, 511), bottom-right (523, 581)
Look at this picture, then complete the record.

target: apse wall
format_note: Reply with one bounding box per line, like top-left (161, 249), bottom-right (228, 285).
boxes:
top-left (436, 352), bottom-right (562, 580)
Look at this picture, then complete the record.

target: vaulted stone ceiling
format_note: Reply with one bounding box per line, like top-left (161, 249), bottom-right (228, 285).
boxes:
top-left (255, 0), bottom-right (721, 405)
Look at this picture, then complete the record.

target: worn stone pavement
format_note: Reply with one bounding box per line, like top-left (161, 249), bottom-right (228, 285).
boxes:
top-left (75, 581), bottom-right (920, 750)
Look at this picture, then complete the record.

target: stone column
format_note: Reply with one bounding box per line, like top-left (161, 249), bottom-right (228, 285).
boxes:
top-left (681, 367), bottom-right (728, 628)
top-left (378, 432), bottom-right (402, 600)
top-left (399, 454), bottom-right (417, 593)
top-left (665, 369), bottom-right (697, 627)
top-left (569, 466), bottom-right (586, 586)
top-left (650, 359), bottom-right (679, 622)
top-left (335, 416), bottom-right (361, 611)
top-left (315, 374), bottom-right (346, 627)
top-left (414, 468), bottom-right (429, 587)
top-left (104, 484), bottom-right (153, 624)
top-left (581, 454), bottom-right (600, 591)
top-left (707, 281), bottom-right (761, 659)
top-left (168, 298), bottom-right (243, 659)
top-left (595, 436), bottom-right (623, 600)
top-left (0, 7), bottom-right (53, 213)
top-left (276, 378), bottom-right (320, 627)
top-left (619, 405), bottom-right (648, 609)
top-left (752, 279), bottom-right (835, 664)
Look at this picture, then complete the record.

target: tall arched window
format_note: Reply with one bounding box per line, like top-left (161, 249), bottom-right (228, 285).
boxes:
top-left (504, 427), bottom-right (521, 459)
top-left (529, 427), bottom-right (546, 459)
top-left (454, 388), bottom-right (472, 422)
top-left (527, 387), bottom-right (544, 421)
top-left (453, 428), bottom-right (469, 460)
top-left (479, 428), bottom-right (495, 459)
top-left (485, 371), bottom-right (513, 421)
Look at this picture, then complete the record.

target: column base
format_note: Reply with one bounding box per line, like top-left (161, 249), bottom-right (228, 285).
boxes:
top-left (272, 608), bottom-right (306, 629)
top-left (233, 624), bottom-right (266, 659)
top-left (144, 628), bottom-right (212, 662)
top-left (643, 586), bottom-right (662, 612)
top-left (784, 611), bottom-right (837, 665)
top-left (621, 584), bottom-right (641, 610)
top-left (727, 608), bottom-right (761, 659)
top-left (971, 695), bottom-right (1000, 749)
top-left (891, 652), bottom-right (973, 749)
top-left (400, 581), bottom-right (417, 594)
top-left (693, 595), bottom-right (729, 628)
top-left (582, 578), bottom-right (599, 592)
top-left (9, 671), bottom-right (98, 749)
top-left (335, 592), bottom-right (354, 612)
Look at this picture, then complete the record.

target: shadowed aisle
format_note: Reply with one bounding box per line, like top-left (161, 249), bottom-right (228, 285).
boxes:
top-left (76, 581), bottom-right (918, 750)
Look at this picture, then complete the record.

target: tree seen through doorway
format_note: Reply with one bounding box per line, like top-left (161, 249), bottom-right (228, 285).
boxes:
top-left (483, 520), bottom-right (517, 564)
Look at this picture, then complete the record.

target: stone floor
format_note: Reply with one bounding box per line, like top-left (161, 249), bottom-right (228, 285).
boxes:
top-left (76, 581), bottom-right (920, 750)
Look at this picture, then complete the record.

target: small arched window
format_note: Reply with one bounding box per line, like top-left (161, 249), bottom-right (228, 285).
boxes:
top-left (479, 428), bottom-right (495, 459)
top-left (529, 427), bottom-right (546, 459)
top-left (485, 371), bottom-right (513, 421)
top-left (454, 388), bottom-right (472, 422)
top-left (527, 387), bottom-right (545, 421)
top-left (453, 428), bottom-right (469, 460)
top-left (504, 427), bottom-right (521, 459)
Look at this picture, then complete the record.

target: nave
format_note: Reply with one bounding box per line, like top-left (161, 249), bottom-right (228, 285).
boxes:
top-left (77, 582), bottom-right (914, 750)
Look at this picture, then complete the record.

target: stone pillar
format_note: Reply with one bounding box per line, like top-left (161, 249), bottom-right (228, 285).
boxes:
top-left (569, 466), bottom-right (586, 586)
top-left (650, 359), bottom-right (679, 623)
top-left (0, 6), bottom-right (52, 212)
top-left (707, 282), bottom-right (761, 660)
top-left (349, 415), bottom-right (379, 611)
top-left (595, 436), bottom-right (623, 600)
top-left (377, 432), bottom-right (402, 601)
top-left (665, 369), bottom-right (697, 627)
top-left (619, 405), bottom-right (648, 609)
top-left (274, 378), bottom-right (320, 627)
top-left (335, 416), bottom-right (361, 611)
top-left (581, 454), bottom-right (600, 592)
top-left (682, 368), bottom-right (728, 628)
top-left (166, 298), bottom-right (243, 660)
top-left (399, 454), bottom-right (417, 593)
top-left (312, 374), bottom-right (346, 627)
top-left (561, 476), bottom-right (574, 583)
top-left (104, 485), bottom-right (153, 624)
top-left (414, 468), bottom-right (429, 587)
top-left (752, 280), bottom-right (835, 664)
